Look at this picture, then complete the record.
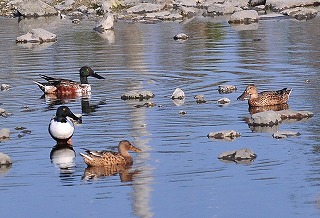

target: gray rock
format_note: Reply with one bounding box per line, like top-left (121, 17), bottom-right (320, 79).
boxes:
top-left (175, 0), bottom-right (201, 7)
top-left (266, 0), bottom-right (319, 11)
top-left (281, 7), bottom-right (318, 20)
top-left (0, 108), bottom-right (10, 117)
top-left (0, 128), bottom-right (10, 140)
top-left (218, 148), bottom-right (257, 162)
top-left (249, 110), bottom-right (282, 126)
top-left (121, 90), bottom-right (155, 100)
top-left (276, 109), bottom-right (313, 120)
top-left (16, 0), bottom-right (57, 17)
top-left (171, 88), bottom-right (185, 100)
top-left (249, 0), bottom-right (266, 7)
top-left (0, 153), bottom-right (12, 166)
top-left (207, 130), bottom-right (241, 140)
top-left (94, 13), bottom-right (114, 31)
top-left (173, 33), bottom-right (189, 40)
top-left (217, 97), bottom-right (230, 105)
top-left (194, 95), bottom-right (206, 104)
top-left (273, 131), bottom-right (301, 139)
top-left (207, 2), bottom-right (238, 15)
top-left (228, 10), bottom-right (259, 24)
top-left (126, 3), bottom-right (165, 14)
top-left (1, 84), bottom-right (10, 91)
top-left (218, 84), bottom-right (237, 93)
top-left (16, 28), bottom-right (57, 43)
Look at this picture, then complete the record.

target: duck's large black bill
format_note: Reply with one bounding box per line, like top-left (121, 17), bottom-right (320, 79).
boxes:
top-left (91, 72), bottom-right (105, 80)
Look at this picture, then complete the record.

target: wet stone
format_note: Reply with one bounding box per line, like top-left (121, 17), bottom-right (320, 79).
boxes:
top-left (276, 109), bottom-right (313, 120)
top-left (218, 148), bottom-right (257, 162)
top-left (16, 28), bottom-right (57, 44)
top-left (273, 131), bottom-right (301, 139)
top-left (1, 84), bottom-right (10, 91)
top-left (217, 97), bottom-right (230, 105)
top-left (282, 7), bottom-right (318, 20)
top-left (121, 90), bottom-right (155, 100)
top-left (194, 95), bottom-right (206, 104)
top-left (0, 153), bottom-right (12, 166)
top-left (173, 33), bottom-right (189, 41)
top-left (218, 85), bottom-right (237, 94)
top-left (207, 130), bottom-right (241, 140)
top-left (228, 10), bottom-right (259, 24)
top-left (249, 110), bottom-right (282, 126)
top-left (0, 128), bottom-right (10, 140)
top-left (171, 88), bottom-right (185, 100)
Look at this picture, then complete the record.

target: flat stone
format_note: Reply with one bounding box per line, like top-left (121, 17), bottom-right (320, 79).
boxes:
top-left (218, 148), bottom-right (257, 162)
top-left (273, 131), bottom-right (301, 139)
top-left (121, 90), bottom-right (155, 100)
top-left (127, 3), bottom-right (165, 14)
top-left (0, 153), bottom-right (12, 166)
top-left (16, 0), bottom-right (57, 17)
top-left (266, 0), bottom-right (319, 11)
top-left (249, 110), bottom-right (282, 126)
top-left (207, 2), bottom-right (238, 15)
top-left (207, 130), bottom-right (241, 140)
top-left (276, 109), bottom-right (313, 120)
top-left (282, 7), bottom-right (318, 20)
top-left (16, 28), bottom-right (57, 43)
top-left (228, 10), bottom-right (259, 24)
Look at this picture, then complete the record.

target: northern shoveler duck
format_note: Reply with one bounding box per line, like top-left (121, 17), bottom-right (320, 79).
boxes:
top-left (33, 66), bottom-right (104, 95)
top-left (49, 106), bottom-right (80, 142)
top-left (237, 84), bottom-right (292, 107)
top-left (79, 140), bottom-right (141, 167)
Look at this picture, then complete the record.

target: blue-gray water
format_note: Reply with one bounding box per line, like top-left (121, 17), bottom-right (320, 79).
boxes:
top-left (0, 15), bottom-right (319, 217)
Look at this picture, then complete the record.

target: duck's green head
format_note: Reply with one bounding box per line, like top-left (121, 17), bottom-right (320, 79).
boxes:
top-left (79, 66), bottom-right (105, 84)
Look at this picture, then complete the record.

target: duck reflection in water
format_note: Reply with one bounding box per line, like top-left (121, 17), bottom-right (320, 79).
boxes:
top-left (248, 103), bottom-right (289, 115)
top-left (82, 165), bottom-right (140, 182)
top-left (50, 142), bottom-right (76, 172)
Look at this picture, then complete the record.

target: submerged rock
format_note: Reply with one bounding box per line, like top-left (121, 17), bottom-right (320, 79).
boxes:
top-left (207, 130), bottom-right (241, 140)
top-left (228, 10), bottom-right (259, 24)
top-left (249, 110), bottom-right (282, 126)
top-left (16, 28), bottom-right (57, 43)
top-left (171, 88), bottom-right (185, 100)
top-left (121, 90), bottom-right (155, 100)
top-left (218, 148), bottom-right (257, 162)
top-left (0, 153), bottom-right (12, 166)
top-left (273, 131), bottom-right (301, 139)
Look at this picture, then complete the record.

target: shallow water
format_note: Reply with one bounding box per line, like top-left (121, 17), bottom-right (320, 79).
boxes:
top-left (0, 15), bottom-right (320, 217)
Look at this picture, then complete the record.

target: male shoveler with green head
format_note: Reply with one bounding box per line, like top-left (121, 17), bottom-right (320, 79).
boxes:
top-left (80, 140), bottom-right (142, 167)
top-left (49, 106), bottom-right (80, 142)
top-left (237, 84), bottom-right (292, 107)
top-left (33, 66), bottom-right (104, 95)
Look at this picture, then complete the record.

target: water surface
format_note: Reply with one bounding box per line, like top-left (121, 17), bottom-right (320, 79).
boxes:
top-left (0, 15), bottom-right (319, 217)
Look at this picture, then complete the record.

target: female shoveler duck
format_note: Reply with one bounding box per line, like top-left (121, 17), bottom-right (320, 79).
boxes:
top-left (49, 106), bottom-right (80, 142)
top-left (33, 66), bottom-right (104, 95)
top-left (237, 84), bottom-right (292, 107)
top-left (79, 140), bottom-right (141, 167)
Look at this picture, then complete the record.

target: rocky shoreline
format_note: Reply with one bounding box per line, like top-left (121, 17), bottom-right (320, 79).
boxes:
top-left (0, 0), bottom-right (319, 22)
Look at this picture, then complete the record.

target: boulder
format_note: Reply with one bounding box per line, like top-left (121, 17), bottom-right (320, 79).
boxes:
top-left (171, 88), bottom-right (185, 100)
top-left (16, 0), bottom-right (57, 17)
top-left (228, 10), bottom-right (259, 24)
top-left (207, 130), bottom-right (241, 140)
top-left (218, 148), bottom-right (257, 162)
top-left (121, 90), bottom-right (155, 100)
top-left (249, 110), bottom-right (282, 126)
top-left (281, 7), bottom-right (318, 20)
top-left (16, 28), bottom-right (57, 44)
top-left (249, 0), bottom-right (267, 7)
top-left (206, 2), bottom-right (238, 15)
top-left (0, 153), bottom-right (12, 166)
top-left (0, 128), bottom-right (10, 140)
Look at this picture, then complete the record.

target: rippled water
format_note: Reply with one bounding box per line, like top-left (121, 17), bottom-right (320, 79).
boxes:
top-left (0, 15), bottom-right (320, 217)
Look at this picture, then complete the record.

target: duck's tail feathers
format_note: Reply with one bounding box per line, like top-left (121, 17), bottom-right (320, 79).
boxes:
top-left (33, 80), bottom-right (46, 93)
top-left (79, 152), bottom-right (93, 161)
